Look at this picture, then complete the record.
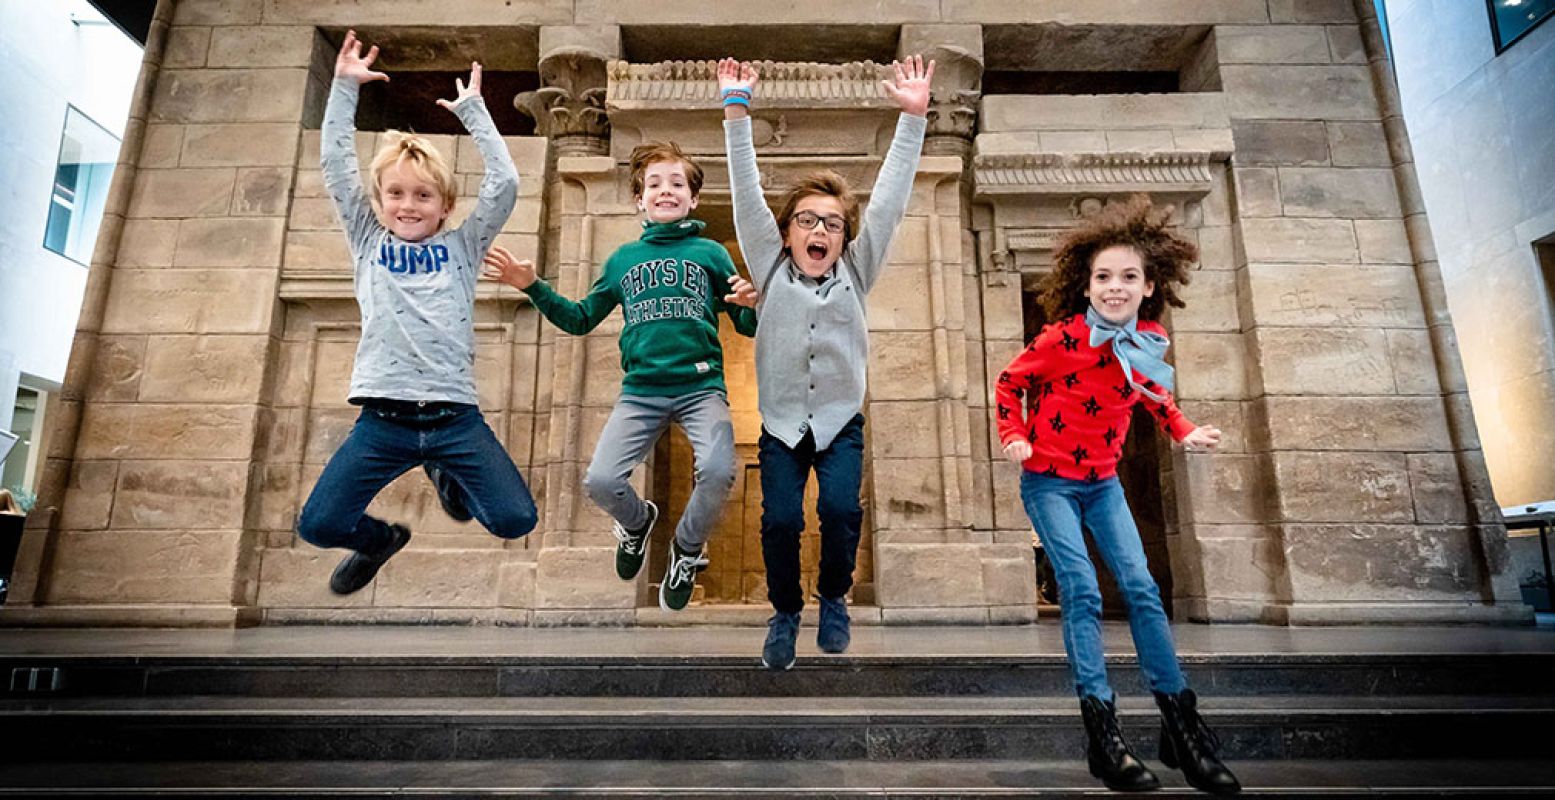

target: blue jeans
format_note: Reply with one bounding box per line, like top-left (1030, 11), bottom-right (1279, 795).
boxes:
top-left (759, 414), bottom-right (865, 614)
top-left (1019, 471), bottom-right (1186, 702)
top-left (297, 403), bottom-right (537, 553)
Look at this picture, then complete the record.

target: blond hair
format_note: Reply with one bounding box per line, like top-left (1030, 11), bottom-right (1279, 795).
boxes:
top-left (368, 131), bottom-right (458, 220)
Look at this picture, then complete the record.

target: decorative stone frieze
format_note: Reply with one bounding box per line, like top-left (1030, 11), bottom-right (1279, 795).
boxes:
top-left (972, 152), bottom-right (1217, 197)
top-left (606, 60), bottom-right (897, 111)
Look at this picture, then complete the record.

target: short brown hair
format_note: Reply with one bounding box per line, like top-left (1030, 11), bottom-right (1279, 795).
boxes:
top-left (1038, 194), bottom-right (1197, 322)
top-left (775, 170), bottom-right (860, 243)
top-left (629, 141), bottom-right (703, 199)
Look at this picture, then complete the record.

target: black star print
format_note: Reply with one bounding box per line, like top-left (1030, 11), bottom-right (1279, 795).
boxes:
top-left (1143, 379), bottom-right (1157, 391)
top-left (1071, 444), bottom-right (1089, 466)
top-left (997, 404), bottom-right (1011, 420)
top-left (1082, 396), bottom-right (1102, 417)
top-left (1027, 429), bottom-right (1038, 444)
top-left (1060, 331), bottom-right (1080, 351)
top-left (1064, 372), bottom-right (1081, 389)
top-left (998, 371), bottom-right (1013, 384)
top-left (1042, 381), bottom-right (1056, 398)
top-left (1103, 427), bottom-right (1119, 447)
top-left (1025, 374), bottom-right (1042, 392)
top-left (1114, 383), bottom-right (1134, 400)
top-left (1085, 468), bottom-right (1100, 482)
top-left (1155, 405), bottom-right (1172, 420)
top-left (1096, 353), bottom-right (1113, 369)
top-left (1042, 464), bottom-right (1060, 478)
top-left (1049, 411), bottom-right (1066, 434)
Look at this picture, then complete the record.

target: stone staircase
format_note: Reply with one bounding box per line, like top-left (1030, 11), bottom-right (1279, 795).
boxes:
top-left (1, 630), bottom-right (1553, 796)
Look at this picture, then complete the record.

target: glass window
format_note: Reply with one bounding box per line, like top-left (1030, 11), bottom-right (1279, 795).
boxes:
top-left (1489, 0), bottom-right (1555, 52)
top-left (43, 106), bottom-right (120, 265)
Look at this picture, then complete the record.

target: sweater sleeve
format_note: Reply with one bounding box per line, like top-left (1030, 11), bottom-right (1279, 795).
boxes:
top-left (450, 95), bottom-right (519, 283)
top-left (723, 116), bottom-right (786, 291)
top-left (704, 245), bottom-right (759, 338)
top-left (993, 325), bottom-right (1061, 447)
top-left (1139, 389), bottom-right (1197, 442)
top-left (320, 78), bottom-right (381, 266)
top-left (843, 113), bottom-right (927, 295)
top-left (522, 263), bottom-right (619, 336)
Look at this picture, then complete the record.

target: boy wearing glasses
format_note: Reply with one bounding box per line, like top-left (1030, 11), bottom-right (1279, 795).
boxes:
top-left (717, 56), bottom-right (932, 669)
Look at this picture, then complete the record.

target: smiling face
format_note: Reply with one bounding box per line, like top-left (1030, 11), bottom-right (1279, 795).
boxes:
top-left (784, 194), bottom-right (847, 278)
top-left (637, 159), bottom-right (699, 224)
top-left (377, 160), bottom-right (453, 242)
top-left (1085, 245), bottom-right (1155, 324)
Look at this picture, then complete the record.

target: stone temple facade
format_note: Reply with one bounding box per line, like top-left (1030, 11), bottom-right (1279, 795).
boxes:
top-left (1, 0), bottom-right (1532, 628)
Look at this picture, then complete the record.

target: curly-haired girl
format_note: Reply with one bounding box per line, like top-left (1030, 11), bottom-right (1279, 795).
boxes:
top-left (993, 196), bottom-right (1239, 796)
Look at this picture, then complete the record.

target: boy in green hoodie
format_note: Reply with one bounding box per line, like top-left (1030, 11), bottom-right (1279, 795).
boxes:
top-left (483, 141), bottom-right (755, 611)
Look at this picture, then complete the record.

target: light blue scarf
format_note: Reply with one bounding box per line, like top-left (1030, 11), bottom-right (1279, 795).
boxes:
top-left (1085, 307), bottom-right (1173, 403)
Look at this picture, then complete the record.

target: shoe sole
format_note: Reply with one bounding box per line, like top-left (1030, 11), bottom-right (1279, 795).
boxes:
top-left (760, 654), bottom-right (796, 671)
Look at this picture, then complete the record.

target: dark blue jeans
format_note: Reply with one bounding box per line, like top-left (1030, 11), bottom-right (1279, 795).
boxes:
top-left (297, 402), bottom-right (537, 553)
top-left (759, 414), bottom-right (865, 614)
top-left (1019, 471), bottom-right (1186, 702)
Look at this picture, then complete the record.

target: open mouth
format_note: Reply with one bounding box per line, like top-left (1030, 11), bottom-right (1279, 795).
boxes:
top-left (806, 243), bottom-right (829, 261)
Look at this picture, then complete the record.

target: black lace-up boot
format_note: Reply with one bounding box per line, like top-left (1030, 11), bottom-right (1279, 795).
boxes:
top-left (1155, 689), bottom-right (1241, 795)
top-left (1080, 695), bottom-right (1160, 792)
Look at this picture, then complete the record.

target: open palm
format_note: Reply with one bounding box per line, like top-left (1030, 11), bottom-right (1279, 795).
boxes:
top-left (335, 30), bottom-right (388, 85)
top-left (882, 54), bottom-right (934, 117)
top-left (438, 62), bottom-right (483, 112)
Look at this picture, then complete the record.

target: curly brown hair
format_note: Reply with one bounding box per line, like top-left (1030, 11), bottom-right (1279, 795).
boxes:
top-left (1038, 195), bottom-right (1197, 323)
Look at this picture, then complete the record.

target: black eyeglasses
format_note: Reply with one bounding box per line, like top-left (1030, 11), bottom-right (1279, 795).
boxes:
top-left (792, 210), bottom-right (846, 235)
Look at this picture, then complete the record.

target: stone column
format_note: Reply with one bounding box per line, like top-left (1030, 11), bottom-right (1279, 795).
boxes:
top-left (515, 26), bottom-right (618, 158)
top-left (898, 24), bottom-right (982, 159)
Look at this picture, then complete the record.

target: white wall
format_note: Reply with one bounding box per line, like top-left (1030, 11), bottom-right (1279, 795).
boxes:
top-left (1386, 0), bottom-right (1555, 506)
top-left (0, 1), bottom-right (143, 396)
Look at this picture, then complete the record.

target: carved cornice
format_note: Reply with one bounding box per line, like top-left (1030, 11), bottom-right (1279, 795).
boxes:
top-left (606, 60), bottom-right (898, 111)
top-left (973, 152), bottom-right (1215, 198)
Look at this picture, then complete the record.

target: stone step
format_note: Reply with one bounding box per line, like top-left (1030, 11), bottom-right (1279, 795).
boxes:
top-left (3, 695), bottom-right (1548, 762)
top-left (6, 651), bottom-right (1551, 698)
top-left (1, 759), bottom-right (1552, 797)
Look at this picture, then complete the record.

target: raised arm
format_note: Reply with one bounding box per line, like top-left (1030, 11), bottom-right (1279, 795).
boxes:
top-left (719, 59), bottom-right (785, 290)
top-left (446, 62), bottom-right (519, 272)
top-left (843, 55), bottom-right (932, 294)
top-left (321, 30), bottom-right (389, 257)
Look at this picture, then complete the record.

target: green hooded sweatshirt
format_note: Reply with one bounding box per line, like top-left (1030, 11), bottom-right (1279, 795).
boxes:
top-left (524, 219), bottom-right (757, 397)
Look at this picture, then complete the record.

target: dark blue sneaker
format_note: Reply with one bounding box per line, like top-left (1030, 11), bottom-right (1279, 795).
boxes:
top-left (817, 595), bottom-right (851, 654)
top-left (423, 464), bottom-right (473, 522)
top-left (761, 611), bottom-right (801, 671)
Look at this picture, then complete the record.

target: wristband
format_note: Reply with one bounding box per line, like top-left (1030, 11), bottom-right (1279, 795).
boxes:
top-left (722, 95), bottom-right (750, 107)
top-left (720, 87), bottom-right (752, 99)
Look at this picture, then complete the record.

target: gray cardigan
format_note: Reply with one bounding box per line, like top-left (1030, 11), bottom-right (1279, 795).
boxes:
top-left (724, 113), bottom-right (926, 450)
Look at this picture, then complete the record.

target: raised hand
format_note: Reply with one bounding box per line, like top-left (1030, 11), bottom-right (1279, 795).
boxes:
top-left (437, 62), bottom-right (483, 112)
top-left (881, 54), bottom-right (934, 117)
top-left (335, 30), bottom-right (389, 85)
top-left (717, 58), bottom-right (759, 97)
top-left (482, 245), bottom-right (536, 290)
top-left (724, 275), bottom-right (759, 308)
top-left (1002, 439), bottom-right (1032, 464)
top-left (1182, 424), bottom-right (1223, 452)
top-left (717, 58), bottom-right (759, 120)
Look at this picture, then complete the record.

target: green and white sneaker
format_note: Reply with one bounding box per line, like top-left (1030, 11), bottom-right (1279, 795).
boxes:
top-left (659, 538), bottom-right (708, 612)
top-left (612, 500), bottom-right (658, 581)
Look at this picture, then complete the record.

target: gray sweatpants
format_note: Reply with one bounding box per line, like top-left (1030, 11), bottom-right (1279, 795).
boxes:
top-left (583, 389), bottom-right (737, 551)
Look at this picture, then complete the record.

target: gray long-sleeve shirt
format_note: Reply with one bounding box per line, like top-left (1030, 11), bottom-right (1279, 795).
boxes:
top-left (321, 77), bottom-right (517, 406)
top-left (724, 113), bottom-right (926, 450)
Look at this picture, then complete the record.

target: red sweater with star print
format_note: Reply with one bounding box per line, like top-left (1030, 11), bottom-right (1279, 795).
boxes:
top-left (993, 313), bottom-right (1196, 482)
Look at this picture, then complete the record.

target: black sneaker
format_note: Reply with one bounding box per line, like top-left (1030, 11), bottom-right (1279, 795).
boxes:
top-left (423, 464), bottom-right (473, 522)
top-left (658, 538), bottom-right (708, 611)
top-left (761, 611), bottom-right (800, 671)
top-left (612, 500), bottom-right (659, 580)
top-left (329, 523), bottom-right (411, 595)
